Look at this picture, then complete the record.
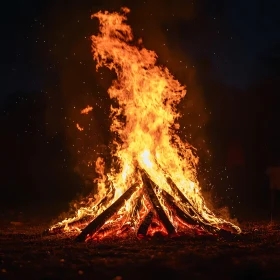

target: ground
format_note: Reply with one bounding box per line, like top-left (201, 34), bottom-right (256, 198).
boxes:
top-left (0, 213), bottom-right (280, 280)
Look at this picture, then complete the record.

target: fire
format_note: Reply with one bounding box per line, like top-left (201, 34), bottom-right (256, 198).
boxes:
top-left (49, 7), bottom-right (241, 239)
top-left (81, 105), bottom-right (93, 114)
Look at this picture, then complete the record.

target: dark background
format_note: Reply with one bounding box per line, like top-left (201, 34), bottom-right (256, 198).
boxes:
top-left (0, 0), bottom-right (279, 221)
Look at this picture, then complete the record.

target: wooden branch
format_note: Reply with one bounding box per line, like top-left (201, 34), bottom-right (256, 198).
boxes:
top-left (166, 177), bottom-right (207, 223)
top-left (75, 183), bottom-right (138, 242)
top-left (161, 189), bottom-right (199, 226)
top-left (137, 211), bottom-right (153, 237)
top-left (141, 171), bottom-right (175, 235)
top-left (165, 178), bottom-right (232, 234)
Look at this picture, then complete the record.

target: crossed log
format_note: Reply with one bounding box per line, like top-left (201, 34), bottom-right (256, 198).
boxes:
top-left (45, 170), bottom-right (238, 241)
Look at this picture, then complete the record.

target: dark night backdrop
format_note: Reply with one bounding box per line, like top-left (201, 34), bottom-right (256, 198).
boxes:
top-left (1, 0), bottom-right (280, 221)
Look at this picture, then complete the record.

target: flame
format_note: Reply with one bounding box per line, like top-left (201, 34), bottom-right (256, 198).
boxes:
top-left (50, 7), bottom-right (241, 238)
top-left (81, 105), bottom-right (93, 114)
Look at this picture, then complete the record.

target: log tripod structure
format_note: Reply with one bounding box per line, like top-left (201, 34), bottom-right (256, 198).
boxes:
top-left (45, 171), bottom-right (238, 241)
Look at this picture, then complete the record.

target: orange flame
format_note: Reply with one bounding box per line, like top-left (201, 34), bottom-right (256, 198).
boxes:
top-left (50, 8), bottom-right (241, 238)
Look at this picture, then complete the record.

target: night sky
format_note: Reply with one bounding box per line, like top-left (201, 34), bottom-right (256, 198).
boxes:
top-left (1, 0), bottom-right (279, 98)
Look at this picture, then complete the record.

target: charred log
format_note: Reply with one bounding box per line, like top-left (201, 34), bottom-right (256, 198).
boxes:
top-left (137, 211), bottom-right (153, 237)
top-left (45, 170), bottom-right (239, 240)
top-left (75, 184), bottom-right (138, 242)
top-left (141, 172), bottom-right (175, 235)
top-left (165, 177), bottom-right (239, 234)
top-left (165, 177), bottom-right (216, 229)
top-left (161, 189), bottom-right (215, 233)
top-left (161, 189), bottom-right (199, 226)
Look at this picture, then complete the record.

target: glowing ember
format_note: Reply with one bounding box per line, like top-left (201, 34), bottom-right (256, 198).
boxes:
top-left (76, 123), bottom-right (84, 131)
top-left (81, 105), bottom-right (93, 115)
top-left (48, 7), bottom-right (241, 240)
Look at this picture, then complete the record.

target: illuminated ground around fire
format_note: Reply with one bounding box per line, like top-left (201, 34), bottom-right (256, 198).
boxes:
top-left (0, 214), bottom-right (279, 279)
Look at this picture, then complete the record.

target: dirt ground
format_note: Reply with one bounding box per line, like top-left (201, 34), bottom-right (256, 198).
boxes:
top-left (0, 213), bottom-right (280, 280)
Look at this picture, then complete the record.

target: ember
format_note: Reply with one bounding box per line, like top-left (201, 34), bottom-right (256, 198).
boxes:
top-left (80, 105), bottom-right (93, 115)
top-left (47, 7), bottom-right (241, 241)
top-left (76, 123), bottom-right (84, 131)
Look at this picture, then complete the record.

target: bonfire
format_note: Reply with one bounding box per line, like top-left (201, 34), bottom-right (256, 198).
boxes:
top-left (47, 7), bottom-right (241, 242)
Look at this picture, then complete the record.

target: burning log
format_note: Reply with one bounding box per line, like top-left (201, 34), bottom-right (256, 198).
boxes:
top-left (43, 215), bottom-right (94, 236)
top-left (75, 184), bottom-right (138, 242)
top-left (141, 172), bottom-right (175, 235)
top-left (166, 177), bottom-right (203, 221)
top-left (46, 170), bottom-right (239, 239)
top-left (44, 195), bottom-right (112, 235)
top-left (137, 211), bottom-right (153, 237)
top-left (161, 189), bottom-right (200, 227)
top-left (130, 193), bottom-right (144, 227)
top-left (165, 177), bottom-right (217, 232)
top-left (165, 177), bottom-right (240, 234)
top-left (161, 189), bottom-right (217, 234)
